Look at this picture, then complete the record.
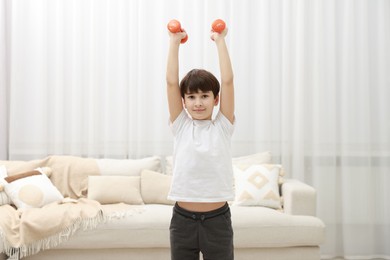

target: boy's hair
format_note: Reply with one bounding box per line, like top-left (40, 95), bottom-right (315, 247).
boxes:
top-left (179, 69), bottom-right (220, 98)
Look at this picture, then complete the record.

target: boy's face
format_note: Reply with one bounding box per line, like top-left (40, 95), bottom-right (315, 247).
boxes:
top-left (183, 90), bottom-right (219, 120)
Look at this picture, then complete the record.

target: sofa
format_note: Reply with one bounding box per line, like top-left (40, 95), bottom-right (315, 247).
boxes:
top-left (0, 153), bottom-right (325, 260)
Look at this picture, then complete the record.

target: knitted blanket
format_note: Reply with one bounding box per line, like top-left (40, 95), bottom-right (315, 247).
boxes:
top-left (0, 198), bottom-right (104, 258)
top-left (0, 156), bottom-right (143, 259)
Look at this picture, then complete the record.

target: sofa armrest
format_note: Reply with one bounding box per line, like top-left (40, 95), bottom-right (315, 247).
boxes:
top-left (282, 179), bottom-right (317, 216)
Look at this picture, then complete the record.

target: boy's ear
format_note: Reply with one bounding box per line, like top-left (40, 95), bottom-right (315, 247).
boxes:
top-left (214, 94), bottom-right (220, 106)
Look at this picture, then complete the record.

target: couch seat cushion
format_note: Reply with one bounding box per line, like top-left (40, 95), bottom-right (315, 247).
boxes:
top-left (56, 204), bottom-right (325, 249)
top-left (231, 206), bottom-right (325, 247)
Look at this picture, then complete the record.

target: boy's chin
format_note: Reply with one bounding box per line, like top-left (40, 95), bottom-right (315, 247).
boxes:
top-left (189, 112), bottom-right (212, 120)
top-left (193, 116), bottom-right (212, 120)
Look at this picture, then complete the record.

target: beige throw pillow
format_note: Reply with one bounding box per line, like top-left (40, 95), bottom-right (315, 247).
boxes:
top-left (88, 176), bottom-right (143, 205)
top-left (140, 170), bottom-right (174, 205)
top-left (96, 156), bottom-right (162, 176)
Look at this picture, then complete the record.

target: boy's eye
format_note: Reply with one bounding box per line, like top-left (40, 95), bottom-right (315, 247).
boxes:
top-left (202, 95), bottom-right (209, 98)
top-left (187, 95), bottom-right (194, 99)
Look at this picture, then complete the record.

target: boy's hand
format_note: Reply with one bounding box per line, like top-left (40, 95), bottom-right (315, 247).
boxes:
top-left (169, 30), bottom-right (187, 45)
top-left (210, 28), bottom-right (228, 42)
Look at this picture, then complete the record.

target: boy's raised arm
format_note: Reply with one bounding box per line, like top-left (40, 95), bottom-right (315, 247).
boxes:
top-left (166, 31), bottom-right (186, 123)
top-left (212, 28), bottom-right (235, 124)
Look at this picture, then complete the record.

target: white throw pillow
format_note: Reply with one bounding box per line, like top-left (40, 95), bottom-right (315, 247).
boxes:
top-left (0, 167), bottom-right (64, 210)
top-left (88, 175), bottom-right (144, 205)
top-left (233, 164), bottom-right (282, 209)
top-left (0, 165), bottom-right (12, 205)
top-left (96, 156), bottom-right (162, 176)
top-left (140, 169), bottom-right (174, 205)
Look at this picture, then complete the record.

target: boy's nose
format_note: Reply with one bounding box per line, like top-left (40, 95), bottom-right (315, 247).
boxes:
top-left (195, 98), bottom-right (202, 106)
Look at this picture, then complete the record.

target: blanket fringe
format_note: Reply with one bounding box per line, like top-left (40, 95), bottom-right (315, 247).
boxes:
top-left (103, 206), bottom-right (145, 220)
top-left (0, 209), bottom-right (105, 259)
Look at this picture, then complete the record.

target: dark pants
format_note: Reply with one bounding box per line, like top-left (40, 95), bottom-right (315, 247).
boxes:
top-left (169, 202), bottom-right (234, 260)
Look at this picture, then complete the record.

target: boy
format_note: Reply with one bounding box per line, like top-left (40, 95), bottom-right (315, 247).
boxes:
top-left (166, 24), bottom-right (235, 260)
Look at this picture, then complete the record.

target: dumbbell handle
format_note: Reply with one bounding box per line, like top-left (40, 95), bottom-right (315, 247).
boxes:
top-left (167, 19), bottom-right (188, 44)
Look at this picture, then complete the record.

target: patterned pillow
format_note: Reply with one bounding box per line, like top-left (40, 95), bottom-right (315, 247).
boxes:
top-left (0, 166), bottom-right (64, 210)
top-left (233, 164), bottom-right (283, 209)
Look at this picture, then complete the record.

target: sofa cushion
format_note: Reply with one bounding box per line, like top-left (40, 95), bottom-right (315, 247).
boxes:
top-left (96, 156), bottom-right (162, 176)
top-left (140, 170), bottom-right (174, 205)
top-left (56, 205), bottom-right (325, 249)
top-left (87, 176), bottom-right (143, 205)
top-left (230, 206), bottom-right (325, 247)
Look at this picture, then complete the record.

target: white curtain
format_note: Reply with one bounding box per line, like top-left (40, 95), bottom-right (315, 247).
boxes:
top-left (0, 0), bottom-right (389, 258)
top-left (0, 0), bottom-right (9, 160)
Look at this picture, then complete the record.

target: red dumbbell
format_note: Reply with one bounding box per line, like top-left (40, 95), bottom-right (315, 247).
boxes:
top-left (167, 19), bottom-right (188, 44)
top-left (212, 19), bottom-right (226, 33)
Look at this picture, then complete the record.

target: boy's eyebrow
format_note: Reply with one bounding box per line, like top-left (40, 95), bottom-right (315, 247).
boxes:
top-left (185, 90), bottom-right (212, 95)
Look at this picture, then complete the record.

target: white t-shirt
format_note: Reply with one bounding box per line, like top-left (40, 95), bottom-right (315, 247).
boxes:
top-left (168, 109), bottom-right (235, 202)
